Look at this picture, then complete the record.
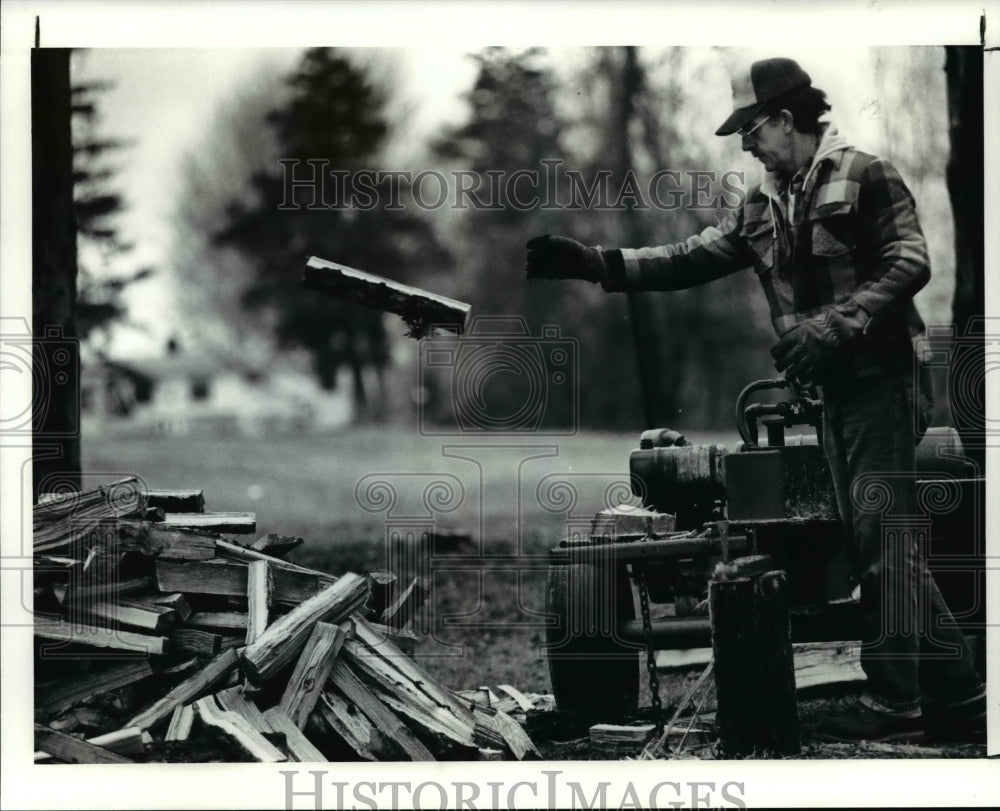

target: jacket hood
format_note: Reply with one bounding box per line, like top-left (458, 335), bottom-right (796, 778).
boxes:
top-left (760, 121), bottom-right (851, 200)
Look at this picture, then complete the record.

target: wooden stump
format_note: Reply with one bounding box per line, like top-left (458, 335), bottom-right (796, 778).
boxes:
top-left (710, 568), bottom-right (800, 757)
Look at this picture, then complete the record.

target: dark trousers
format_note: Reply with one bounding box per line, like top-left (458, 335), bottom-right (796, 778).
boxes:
top-left (822, 372), bottom-right (983, 712)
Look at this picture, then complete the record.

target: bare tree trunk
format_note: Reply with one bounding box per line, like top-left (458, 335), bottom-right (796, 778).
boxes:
top-left (944, 45), bottom-right (984, 472)
top-left (32, 48), bottom-right (80, 500)
top-left (615, 46), bottom-right (678, 428)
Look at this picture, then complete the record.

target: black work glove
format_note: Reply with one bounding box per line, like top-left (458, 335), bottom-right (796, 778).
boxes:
top-left (524, 235), bottom-right (606, 282)
top-left (771, 309), bottom-right (853, 383)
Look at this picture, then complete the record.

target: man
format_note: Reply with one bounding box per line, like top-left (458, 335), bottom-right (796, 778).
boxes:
top-left (525, 57), bottom-right (985, 742)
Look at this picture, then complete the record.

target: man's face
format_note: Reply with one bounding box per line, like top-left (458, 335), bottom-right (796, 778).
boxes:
top-left (740, 113), bottom-right (794, 174)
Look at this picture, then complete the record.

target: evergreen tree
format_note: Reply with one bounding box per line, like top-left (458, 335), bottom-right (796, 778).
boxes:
top-left (71, 78), bottom-right (153, 347)
top-left (217, 48), bottom-right (449, 417)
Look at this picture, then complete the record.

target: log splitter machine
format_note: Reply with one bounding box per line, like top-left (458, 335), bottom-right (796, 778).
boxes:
top-left (543, 377), bottom-right (985, 718)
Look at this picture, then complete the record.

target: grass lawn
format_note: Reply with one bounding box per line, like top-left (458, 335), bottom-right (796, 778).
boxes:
top-left (83, 425), bottom-right (732, 692)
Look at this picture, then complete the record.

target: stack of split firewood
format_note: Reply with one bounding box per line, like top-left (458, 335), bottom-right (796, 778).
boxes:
top-left (32, 477), bottom-right (538, 763)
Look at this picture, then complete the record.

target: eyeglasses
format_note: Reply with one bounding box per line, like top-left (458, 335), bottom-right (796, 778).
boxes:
top-left (738, 115), bottom-right (771, 139)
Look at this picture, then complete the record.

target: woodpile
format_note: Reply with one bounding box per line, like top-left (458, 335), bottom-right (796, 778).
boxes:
top-left (32, 477), bottom-right (538, 763)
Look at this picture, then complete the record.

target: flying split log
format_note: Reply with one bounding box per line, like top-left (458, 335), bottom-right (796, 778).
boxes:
top-left (303, 256), bottom-right (471, 338)
top-left (240, 573), bottom-right (367, 686)
top-left (710, 560), bottom-right (800, 757)
top-left (278, 622), bottom-right (347, 729)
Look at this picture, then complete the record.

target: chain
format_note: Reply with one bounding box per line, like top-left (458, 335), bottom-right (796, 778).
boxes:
top-left (633, 564), bottom-right (663, 737)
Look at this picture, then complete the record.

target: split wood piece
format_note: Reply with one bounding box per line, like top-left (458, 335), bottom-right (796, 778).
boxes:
top-left (496, 684), bottom-right (534, 713)
top-left (36, 660), bottom-right (155, 718)
top-left (145, 489), bottom-right (206, 513)
top-left (53, 575), bottom-right (155, 605)
top-left (589, 722), bottom-right (712, 745)
top-left (365, 570), bottom-right (397, 617)
top-left (33, 723), bottom-right (134, 764)
top-left (77, 598), bottom-right (178, 634)
top-left (246, 560), bottom-right (272, 645)
top-left (279, 622), bottom-right (347, 729)
top-left (350, 617), bottom-right (473, 723)
top-left (156, 559), bottom-right (334, 606)
top-left (470, 704), bottom-right (540, 760)
top-left (187, 612), bottom-right (248, 631)
top-left (353, 619), bottom-right (417, 656)
top-left (34, 620), bottom-right (168, 656)
top-left (380, 576), bottom-right (430, 629)
top-left (312, 691), bottom-right (382, 761)
top-left (169, 628), bottom-right (223, 656)
top-left (118, 520), bottom-right (217, 561)
top-left (194, 696), bottom-right (286, 762)
top-left (590, 723), bottom-right (655, 744)
top-left (262, 707), bottom-right (328, 762)
top-left (241, 573), bottom-right (367, 686)
top-left (34, 476), bottom-right (146, 554)
top-left (303, 255), bottom-right (471, 338)
top-left (710, 570), bottom-right (800, 757)
top-left (165, 704), bottom-right (195, 741)
top-left (127, 647), bottom-right (240, 730)
top-left (590, 506), bottom-right (677, 540)
top-left (712, 554), bottom-right (777, 582)
top-left (472, 722), bottom-right (507, 752)
top-left (35, 726), bottom-right (150, 762)
top-left (217, 539), bottom-right (336, 580)
top-left (340, 640), bottom-right (478, 751)
top-left (136, 506), bottom-right (166, 522)
top-left (142, 592), bottom-right (192, 622)
top-left (327, 659), bottom-right (436, 760)
top-left (214, 686), bottom-right (274, 733)
top-left (249, 533), bottom-right (304, 558)
top-left (160, 512), bottom-right (256, 534)
top-left (48, 707), bottom-right (113, 733)
top-left (793, 642), bottom-right (864, 690)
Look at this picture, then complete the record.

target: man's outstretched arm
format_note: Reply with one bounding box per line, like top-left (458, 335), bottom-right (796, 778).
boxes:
top-left (525, 211), bottom-right (753, 291)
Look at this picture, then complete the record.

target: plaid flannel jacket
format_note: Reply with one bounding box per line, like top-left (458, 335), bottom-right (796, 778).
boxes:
top-left (601, 124), bottom-right (930, 382)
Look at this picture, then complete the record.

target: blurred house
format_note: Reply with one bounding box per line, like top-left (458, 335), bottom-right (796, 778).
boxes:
top-left (80, 351), bottom-right (356, 437)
